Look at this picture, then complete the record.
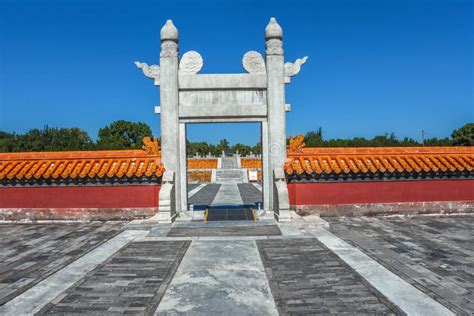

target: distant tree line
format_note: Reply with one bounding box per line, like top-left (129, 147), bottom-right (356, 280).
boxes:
top-left (0, 120), bottom-right (152, 152)
top-left (300, 123), bottom-right (473, 148)
top-left (0, 121), bottom-right (471, 153)
top-left (186, 139), bottom-right (262, 157)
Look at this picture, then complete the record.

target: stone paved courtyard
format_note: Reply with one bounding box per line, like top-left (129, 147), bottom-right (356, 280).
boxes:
top-left (0, 223), bottom-right (122, 306)
top-left (0, 214), bottom-right (471, 315)
top-left (326, 215), bottom-right (474, 315)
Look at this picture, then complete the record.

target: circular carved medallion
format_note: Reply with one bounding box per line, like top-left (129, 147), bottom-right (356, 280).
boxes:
top-left (179, 51), bottom-right (203, 74)
top-left (242, 51), bottom-right (266, 74)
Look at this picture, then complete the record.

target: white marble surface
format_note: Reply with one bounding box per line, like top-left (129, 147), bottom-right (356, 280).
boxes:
top-left (155, 240), bottom-right (278, 315)
top-left (211, 183), bottom-right (244, 206)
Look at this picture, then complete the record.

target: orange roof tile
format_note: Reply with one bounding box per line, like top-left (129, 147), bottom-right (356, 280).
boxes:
top-left (0, 149), bottom-right (164, 184)
top-left (285, 147), bottom-right (474, 180)
top-left (2, 144), bottom-right (472, 184)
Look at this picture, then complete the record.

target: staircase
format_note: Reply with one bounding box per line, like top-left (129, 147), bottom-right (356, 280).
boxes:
top-left (215, 169), bottom-right (245, 183)
top-left (221, 157), bottom-right (239, 169)
top-left (214, 157), bottom-right (246, 183)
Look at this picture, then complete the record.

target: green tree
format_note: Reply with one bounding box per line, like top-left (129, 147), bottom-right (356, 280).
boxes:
top-left (232, 143), bottom-right (252, 156)
top-left (424, 137), bottom-right (452, 146)
top-left (214, 139), bottom-right (230, 155)
top-left (347, 137), bottom-right (370, 147)
top-left (187, 141), bottom-right (212, 157)
top-left (400, 137), bottom-right (420, 146)
top-left (369, 133), bottom-right (399, 147)
top-left (96, 120), bottom-right (152, 150)
top-left (451, 123), bottom-right (474, 146)
top-left (40, 126), bottom-right (93, 151)
top-left (252, 142), bottom-right (262, 155)
top-left (0, 126), bottom-right (93, 152)
top-left (0, 131), bottom-right (17, 152)
top-left (304, 127), bottom-right (324, 147)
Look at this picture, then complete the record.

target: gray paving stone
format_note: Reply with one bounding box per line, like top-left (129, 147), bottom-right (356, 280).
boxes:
top-left (238, 183), bottom-right (263, 206)
top-left (257, 238), bottom-right (403, 315)
top-left (38, 240), bottom-right (190, 315)
top-left (0, 223), bottom-right (122, 305)
top-left (187, 183), bottom-right (200, 191)
top-left (326, 215), bottom-right (474, 315)
top-left (188, 183), bottom-right (220, 208)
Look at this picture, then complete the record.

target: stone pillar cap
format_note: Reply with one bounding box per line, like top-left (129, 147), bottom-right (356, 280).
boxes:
top-left (265, 17), bottom-right (283, 40)
top-left (161, 19), bottom-right (178, 41)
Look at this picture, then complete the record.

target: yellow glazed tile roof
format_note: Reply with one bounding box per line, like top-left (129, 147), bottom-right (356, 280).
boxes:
top-left (285, 147), bottom-right (474, 178)
top-left (0, 149), bottom-right (164, 182)
top-left (1, 137), bottom-right (472, 184)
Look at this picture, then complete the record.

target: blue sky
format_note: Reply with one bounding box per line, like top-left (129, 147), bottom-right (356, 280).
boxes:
top-left (0, 0), bottom-right (472, 145)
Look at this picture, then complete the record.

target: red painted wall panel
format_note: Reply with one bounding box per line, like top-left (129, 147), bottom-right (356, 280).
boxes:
top-left (288, 180), bottom-right (474, 206)
top-left (0, 186), bottom-right (160, 208)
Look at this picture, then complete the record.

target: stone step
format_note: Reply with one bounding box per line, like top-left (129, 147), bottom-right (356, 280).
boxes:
top-left (215, 169), bottom-right (245, 183)
top-left (216, 170), bottom-right (243, 176)
top-left (220, 157), bottom-right (239, 169)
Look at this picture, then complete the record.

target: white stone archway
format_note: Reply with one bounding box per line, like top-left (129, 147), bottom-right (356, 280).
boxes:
top-left (136, 18), bottom-right (306, 222)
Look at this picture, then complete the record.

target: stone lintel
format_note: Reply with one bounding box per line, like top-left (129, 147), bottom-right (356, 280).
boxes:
top-left (180, 117), bottom-right (266, 124)
top-left (179, 104), bottom-right (267, 119)
top-left (179, 74), bottom-right (267, 90)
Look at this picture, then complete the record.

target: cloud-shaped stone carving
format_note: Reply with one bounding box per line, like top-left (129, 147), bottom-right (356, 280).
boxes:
top-left (135, 61), bottom-right (160, 85)
top-left (284, 56), bottom-right (308, 77)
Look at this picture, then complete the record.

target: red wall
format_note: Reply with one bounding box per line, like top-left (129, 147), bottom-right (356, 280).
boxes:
top-left (288, 180), bottom-right (474, 206)
top-left (0, 185), bottom-right (160, 208)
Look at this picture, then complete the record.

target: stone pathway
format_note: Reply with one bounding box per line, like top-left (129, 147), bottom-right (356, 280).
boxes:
top-left (187, 183), bottom-right (206, 199)
top-left (188, 183), bottom-right (262, 209)
top-left (257, 238), bottom-right (401, 315)
top-left (238, 183), bottom-right (263, 206)
top-left (326, 215), bottom-right (474, 315)
top-left (155, 240), bottom-right (278, 315)
top-left (39, 240), bottom-right (189, 315)
top-left (0, 215), bottom-right (471, 315)
top-left (210, 183), bottom-right (244, 206)
top-left (187, 183), bottom-right (220, 209)
top-left (0, 230), bottom-right (146, 315)
top-left (0, 223), bottom-right (122, 305)
top-left (307, 217), bottom-right (453, 315)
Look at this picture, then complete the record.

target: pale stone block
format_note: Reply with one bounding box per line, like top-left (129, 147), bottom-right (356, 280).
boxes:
top-left (158, 171), bottom-right (176, 223)
top-left (179, 73), bottom-right (267, 89)
top-left (179, 90), bottom-right (266, 107)
top-left (273, 168), bottom-right (291, 222)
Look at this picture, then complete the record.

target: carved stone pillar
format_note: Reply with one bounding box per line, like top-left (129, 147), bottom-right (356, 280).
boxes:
top-left (265, 17), bottom-right (286, 213)
top-left (159, 20), bottom-right (181, 215)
